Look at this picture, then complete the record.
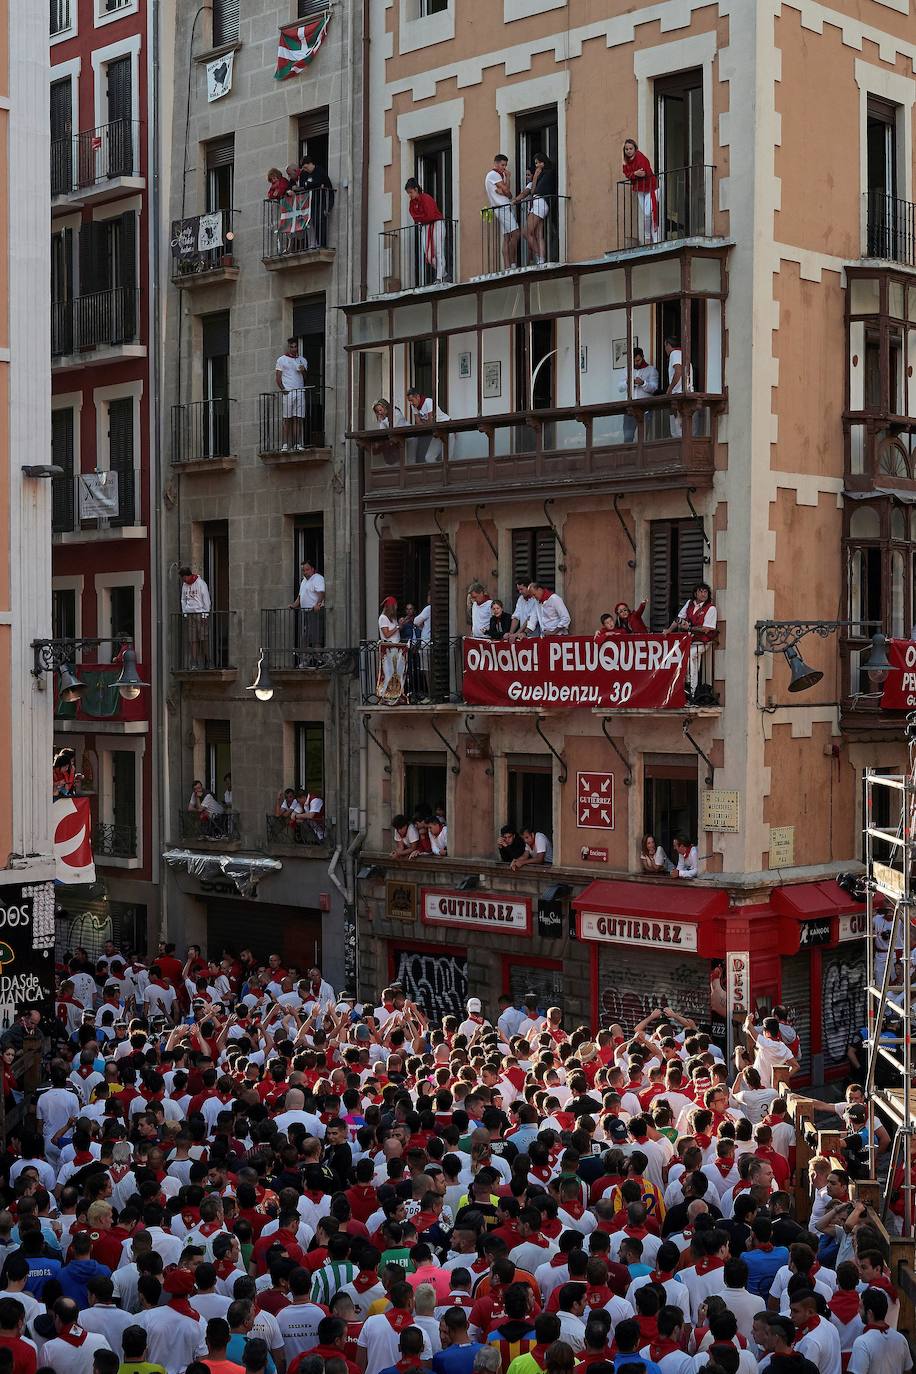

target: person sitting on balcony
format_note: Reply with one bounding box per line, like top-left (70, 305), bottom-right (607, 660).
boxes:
top-left (188, 779), bottom-right (222, 836)
top-left (668, 580), bottom-right (717, 702)
top-left (485, 154), bottom-right (520, 270)
top-left (671, 835), bottom-right (699, 879)
top-left (293, 789), bottom-right (325, 844)
top-left (405, 178), bottom-right (448, 284)
top-left (266, 167), bottom-right (290, 201)
top-left (275, 339), bottom-right (310, 452)
top-left (429, 816), bottom-right (448, 857)
top-left (467, 583), bottom-right (493, 638)
top-left (296, 155), bottom-right (334, 248)
top-left (414, 817), bottom-right (434, 855)
top-left (179, 566), bottom-right (211, 669)
top-left (391, 814), bottom-right (420, 859)
top-left (517, 152), bottom-right (556, 267)
top-left (622, 347), bottom-right (660, 442)
top-left (497, 825), bottom-right (526, 865)
top-left (613, 600), bottom-right (649, 633)
top-left (406, 386), bottom-right (449, 464)
top-left (509, 580), bottom-right (539, 641)
top-left (289, 559), bottom-right (326, 649)
top-left (622, 139), bottom-right (660, 245)
top-left (276, 787), bottom-right (297, 817)
top-left (639, 834), bottom-right (670, 875)
top-left (486, 599), bottom-right (513, 640)
top-left (664, 336), bottom-right (693, 438)
top-left (511, 826), bottom-right (553, 870)
top-left (53, 748), bottom-right (80, 797)
top-left (526, 582), bottom-right (570, 635)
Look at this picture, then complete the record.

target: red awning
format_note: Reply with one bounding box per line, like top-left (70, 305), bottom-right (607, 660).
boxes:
top-left (571, 880), bottom-right (730, 920)
top-left (769, 880), bottom-right (864, 920)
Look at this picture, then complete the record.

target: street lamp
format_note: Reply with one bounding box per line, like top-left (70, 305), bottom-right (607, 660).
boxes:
top-left (755, 620), bottom-right (891, 694)
top-left (31, 638), bottom-right (149, 701)
top-left (247, 648), bottom-right (275, 702)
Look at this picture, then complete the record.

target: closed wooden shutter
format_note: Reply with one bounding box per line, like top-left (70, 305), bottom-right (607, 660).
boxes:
top-left (205, 135), bottom-right (235, 170)
top-left (50, 78), bottom-right (71, 143)
top-left (108, 398), bottom-right (135, 527)
top-left (512, 527), bottom-right (556, 587)
top-left (298, 108), bottom-right (330, 142)
top-left (78, 221), bottom-right (101, 297)
top-left (779, 952), bottom-right (812, 1078)
top-left (378, 539), bottom-right (408, 613)
top-left (677, 521), bottom-right (707, 609)
top-left (116, 211), bottom-right (137, 341)
top-left (649, 521), bottom-right (674, 629)
top-left (212, 0), bottom-right (240, 46)
top-left (649, 518), bottom-right (707, 628)
top-left (51, 408), bottom-right (74, 533)
top-left (293, 294), bottom-right (326, 339)
top-left (106, 55), bottom-right (132, 125)
top-left (430, 535), bottom-right (452, 697)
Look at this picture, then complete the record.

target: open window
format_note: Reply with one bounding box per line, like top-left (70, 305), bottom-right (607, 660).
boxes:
top-left (294, 722), bottom-right (325, 794)
top-left (506, 756), bottom-right (553, 837)
top-left (654, 70), bottom-right (706, 237)
top-left (414, 132), bottom-right (453, 219)
top-left (404, 753), bottom-right (447, 820)
top-left (293, 294), bottom-right (326, 443)
top-left (205, 136), bottom-right (234, 213)
top-left (643, 754), bottom-right (699, 861)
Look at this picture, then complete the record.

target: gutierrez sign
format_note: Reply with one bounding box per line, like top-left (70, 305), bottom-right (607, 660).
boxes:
top-left (577, 910), bottom-right (699, 952)
top-left (421, 889), bottom-right (531, 936)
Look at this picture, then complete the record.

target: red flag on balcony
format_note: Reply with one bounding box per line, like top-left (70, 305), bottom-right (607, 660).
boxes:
top-left (53, 796), bottom-right (96, 885)
top-left (275, 14), bottom-right (331, 81)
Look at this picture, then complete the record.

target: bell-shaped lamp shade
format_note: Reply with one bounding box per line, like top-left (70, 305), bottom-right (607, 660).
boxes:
top-left (114, 647), bottom-right (149, 701)
top-left (865, 632), bottom-right (892, 686)
top-left (248, 649), bottom-right (274, 702)
top-left (784, 645), bottom-right (823, 694)
top-left (58, 663), bottom-right (87, 703)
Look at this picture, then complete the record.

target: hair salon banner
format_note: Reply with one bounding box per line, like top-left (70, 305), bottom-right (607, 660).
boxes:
top-left (462, 634), bottom-right (689, 709)
top-left (880, 639), bottom-right (916, 709)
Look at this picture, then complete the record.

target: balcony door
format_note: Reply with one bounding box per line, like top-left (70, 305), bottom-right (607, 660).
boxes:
top-left (293, 515), bottom-right (325, 583)
top-left (378, 532), bottom-right (451, 694)
top-left (656, 296), bottom-right (706, 394)
top-left (78, 213), bottom-right (136, 344)
top-left (515, 106), bottom-right (559, 260)
top-left (50, 77), bottom-right (72, 196)
top-left (51, 228), bottom-right (74, 354)
top-left (297, 109), bottom-right (329, 172)
top-left (414, 133), bottom-right (453, 218)
top-left (105, 54), bottom-right (133, 177)
top-left (206, 135), bottom-right (235, 213)
top-left (204, 721), bottom-right (231, 802)
top-left (514, 320), bottom-right (555, 449)
top-left (203, 520), bottom-right (230, 667)
top-left (110, 750), bottom-right (137, 850)
top-left (51, 408), bottom-right (75, 533)
top-left (293, 294), bottom-right (326, 443)
top-left (107, 397), bottom-right (135, 527)
top-left (202, 311), bottom-right (230, 456)
top-left (648, 517), bottom-right (707, 629)
top-left (867, 99), bottom-right (899, 259)
top-left (655, 70), bottom-right (704, 235)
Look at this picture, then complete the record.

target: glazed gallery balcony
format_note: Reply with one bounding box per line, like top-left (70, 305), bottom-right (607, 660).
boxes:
top-left (346, 247), bottom-right (726, 509)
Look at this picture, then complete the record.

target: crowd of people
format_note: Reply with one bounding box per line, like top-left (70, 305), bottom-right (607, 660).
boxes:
top-left (3, 943), bottom-right (909, 1374)
top-left (266, 159), bottom-right (335, 252)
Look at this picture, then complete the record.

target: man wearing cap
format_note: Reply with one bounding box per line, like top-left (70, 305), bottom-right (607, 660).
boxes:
top-left (457, 999), bottom-right (490, 1041)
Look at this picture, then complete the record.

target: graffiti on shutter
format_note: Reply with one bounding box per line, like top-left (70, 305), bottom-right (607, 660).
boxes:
top-left (509, 964), bottom-right (564, 1014)
top-left (598, 946), bottom-right (709, 1033)
top-left (392, 947), bottom-right (467, 1021)
top-left (779, 952), bottom-right (812, 1077)
top-left (821, 946), bottom-right (866, 1069)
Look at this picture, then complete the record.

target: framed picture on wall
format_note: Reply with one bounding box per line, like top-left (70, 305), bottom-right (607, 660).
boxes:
top-left (613, 336), bottom-right (638, 369)
top-left (483, 360), bottom-right (502, 398)
top-left (458, 351), bottom-right (472, 378)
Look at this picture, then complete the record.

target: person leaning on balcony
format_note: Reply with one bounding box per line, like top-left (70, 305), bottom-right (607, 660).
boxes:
top-left (664, 336), bottom-right (694, 438)
top-left (484, 153), bottom-right (521, 270)
top-left (266, 167), bottom-right (290, 200)
top-left (622, 138), bottom-right (660, 245)
top-left (485, 599), bottom-right (513, 640)
top-left (467, 583), bottom-right (493, 637)
top-left (511, 826), bottom-right (554, 870)
top-left (525, 582), bottom-right (570, 635)
top-left (406, 386), bottom-right (449, 464)
top-left (497, 825), bottom-right (526, 864)
top-left (613, 600), bottom-right (649, 633)
top-left (405, 178), bottom-right (448, 284)
top-left (275, 339), bottom-right (309, 452)
top-left (668, 580), bottom-right (717, 702)
top-left (517, 151), bottom-right (556, 267)
top-left (639, 834), bottom-right (670, 875)
top-left (391, 814), bottom-right (421, 859)
top-left (508, 580), bottom-right (538, 641)
top-left (53, 748), bottom-right (80, 797)
top-left (622, 346), bottom-right (660, 443)
top-left (296, 155), bottom-right (335, 247)
top-left (429, 816), bottom-right (448, 857)
top-left (671, 835), bottom-right (699, 879)
top-left (179, 565), bottom-right (211, 668)
top-left (373, 397), bottom-right (407, 429)
top-left (289, 559), bottom-right (326, 648)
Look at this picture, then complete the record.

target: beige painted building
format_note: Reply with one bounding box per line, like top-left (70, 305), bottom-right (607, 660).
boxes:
top-left (345, 0), bottom-right (915, 1079)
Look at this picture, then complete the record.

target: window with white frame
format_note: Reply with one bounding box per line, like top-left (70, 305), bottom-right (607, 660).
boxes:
top-left (95, 0), bottom-right (138, 27)
top-left (51, 0), bottom-right (76, 40)
top-left (96, 743), bottom-right (141, 861)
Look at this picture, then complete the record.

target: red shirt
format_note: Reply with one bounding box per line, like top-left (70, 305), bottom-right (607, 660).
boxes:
top-left (0, 1338), bottom-right (36, 1374)
top-left (407, 192), bottom-right (443, 225)
top-left (157, 954), bottom-right (184, 987)
top-left (251, 1228), bottom-right (305, 1274)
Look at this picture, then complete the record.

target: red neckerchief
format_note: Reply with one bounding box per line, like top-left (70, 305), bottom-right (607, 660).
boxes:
top-left (550, 1254), bottom-right (568, 1269)
top-left (169, 1296), bottom-right (199, 1320)
top-left (755, 1241), bottom-right (774, 1252)
top-left (714, 1158), bottom-right (735, 1176)
top-left (352, 1272), bottom-right (380, 1293)
top-left (385, 1309), bottom-right (413, 1332)
top-left (794, 1316), bottom-right (821, 1343)
top-left (198, 1221), bottom-right (223, 1237)
top-left (694, 1257), bottom-right (724, 1275)
top-left (215, 1258), bottom-right (237, 1280)
top-left (763, 1113), bottom-right (786, 1127)
top-left (866, 1272), bottom-right (898, 1302)
top-left (563, 1200), bottom-right (585, 1219)
top-left (530, 1166), bottom-right (552, 1183)
top-left (73, 1150), bottom-right (94, 1165)
top-left (467, 1014), bottom-right (484, 1026)
top-left (448, 1293), bottom-right (474, 1308)
top-left (586, 1285), bottom-right (615, 1308)
top-left (865, 1323), bottom-right (890, 1333)
top-left (76, 1066), bottom-right (95, 1079)
top-left (624, 1225), bottom-right (648, 1240)
top-left (647, 1340), bottom-right (679, 1361)
top-left (828, 1291), bottom-right (862, 1323)
top-left (542, 1219), bottom-right (563, 1239)
top-left (637, 1315), bottom-right (658, 1343)
top-left (56, 1325), bottom-right (89, 1347)
top-left (694, 1132), bottom-right (712, 1149)
top-left (650, 1269), bottom-right (674, 1284)
top-left (529, 1345), bottom-right (550, 1367)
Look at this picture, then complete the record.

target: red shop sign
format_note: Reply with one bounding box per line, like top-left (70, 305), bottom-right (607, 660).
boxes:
top-left (881, 639), bottom-right (916, 709)
top-left (462, 634), bottom-right (689, 710)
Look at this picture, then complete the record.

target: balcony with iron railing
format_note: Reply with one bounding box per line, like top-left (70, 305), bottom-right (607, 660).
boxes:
top-left (262, 190), bottom-right (335, 269)
top-left (356, 395), bottom-right (719, 509)
top-left (51, 287), bottom-right (141, 365)
top-left (51, 121), bottom-right (142, 208)
top-left (93, 822), bottom-right (138, 861)
top-left (360, 637), bottom-right (463, 706)
top-left (864, 191), bottom-right (916, 269)
top-left (52, 470), bottom-right (139, 539)
top-left (169, 611), bottom-right (236, 676)
top-left (380, 219), bottom-right (459, 293)
top-left (258, 388), bottom-right (328, 463)
top-left (176, 807), bottom-right (241, 847)
top-left (170, 398), bottom-right (236, 470)
top-left (481, 196), bottom-right (569, 276)
top-left (615, 165), bottom-right (716, 251)
top-left (265, 812), bottom-right (333, 853)
top-left (171, 210), bottom-right (239, 286)
top-left (261, 608), bottom-right (357, 676)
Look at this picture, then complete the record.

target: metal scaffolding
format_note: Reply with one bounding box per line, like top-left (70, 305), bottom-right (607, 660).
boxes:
top-left (864, 740), bottom-right (916, 1233)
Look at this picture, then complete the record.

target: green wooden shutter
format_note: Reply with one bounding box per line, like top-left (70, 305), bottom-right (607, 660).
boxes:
top-left (676, 520), bottom-right (707, 609)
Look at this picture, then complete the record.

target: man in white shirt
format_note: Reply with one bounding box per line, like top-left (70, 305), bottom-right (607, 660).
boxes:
top-left (288, 559), bottom-right (326, 650)
top-left (789, 1291), bottom-right (842, 1374)
top-left (275, 339), bottom-right (309, 451)
top-left (273, 1088), bottom-right (325, 1139)
top-left (484, 154), bottom-right (520, 269)
top-left (672, 837), bottom-right (699, 879)
top-left (414, 595), bottom-right (432, 645)
top-left (526, 583), bottom-right (571, 635)
top-left (623, 346), bottom-right (661, 442)
top-left (743, 1014), bottom-right (798, 1088)
top-left (665, 335), bottom-right (694, 438)
top-left (36, 1066), bottom-right (81, 1162)
top-left (429, 818), bottom-right (448, 856)
top-left (405, 387), bottom-right (449, 463)
top-left (179, 566), bottom-right (211, 669)
top-left (79, 1279), bottom-right (134, 1355)
top-left (42, 1298), bottom-right (112, 1374)
top-left (511, 827), bottom-right (553, 871)
top-left (848, 1289), bottom-right (911, 1374)
top-left (468, 584), bottom-right (493, 638)
top-left (509, 580), bottom-right (538, 640)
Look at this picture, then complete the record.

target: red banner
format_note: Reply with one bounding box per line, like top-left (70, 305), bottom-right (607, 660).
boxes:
top-left (462, 634), bottom-right (689, 709)
top-left (880, 639), bottom-right (916, 709)
top-left (53, 796), bottom-right (96, 885)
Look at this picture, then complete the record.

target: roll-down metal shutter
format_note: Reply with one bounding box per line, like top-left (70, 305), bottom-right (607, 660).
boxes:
top-left (597, 944), bottom-right (709, 1034)
top-left (780, 951), bottom-right (812, 1077)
